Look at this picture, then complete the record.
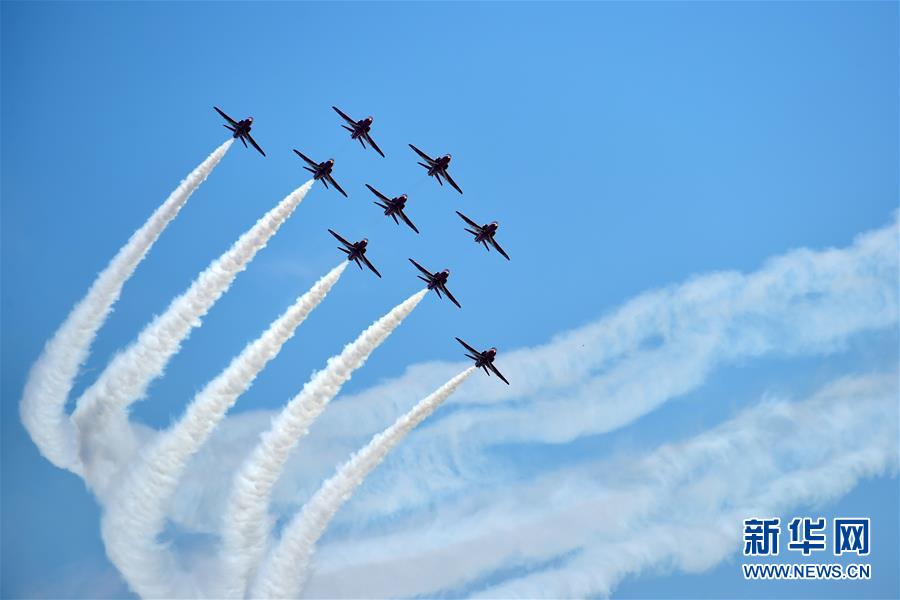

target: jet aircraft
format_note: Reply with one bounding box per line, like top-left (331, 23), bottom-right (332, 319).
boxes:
top-left (366, 184), bottom-right (419, 233)
top-left (408, 144), bottom-right (462, 194)
top-left (456, 211), bottom-right (510, 260)
top-left (329, 229), bottom-right (381, 277)
top-left (214, 106), bottom-right (265, 156)
top-left (409, 258), bottom-right (461, 308)
top-left (456, 337), bottom-right (509, 384)
top-left (332, 106), bottom-right (384, 157)
top-left (293, 150), bottom-right (348, 197)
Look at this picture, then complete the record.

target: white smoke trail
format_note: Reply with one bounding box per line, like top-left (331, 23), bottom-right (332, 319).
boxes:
top-left (479, 440), bottom-right (896, 598)
top-left (19, 139), bottom-right (234, 475)
top-left (219, 289), bottom-right (429, 598)
top-left (254, 367), bottom-right (476, 599)
top-left (99, 262), bottom-right (347, 599)
top-left (270, 216), bottom-right (898, 523)
top-left (71, 179), bottom-right (314, 492)
top-left (300, 372), bottom-right (897, 599)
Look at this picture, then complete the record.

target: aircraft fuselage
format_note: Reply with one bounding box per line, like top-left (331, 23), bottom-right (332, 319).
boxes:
top-left (428, 270), bottom-right (450, 290)
top-left (427, 156), bottom-right (449, 175)
top-left (314, 160), bottom-right (335, 180)
top-left (347, 240), bottom-right (368, 262)
top-left (350, 117), bottom-right (374, 138)
top-left (475, 222), bottom-right (499, 242)
top-left (384, 195), bottom-right (407, 215)
top-left (475, 347), bottom-right (498, 368)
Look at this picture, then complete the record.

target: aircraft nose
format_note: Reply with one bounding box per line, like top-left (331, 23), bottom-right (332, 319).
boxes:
top-left (400, 194), bottom-right (407, 200)
top-left (248, 117), bottom-right (253, 123)
top-left (362, 238), bottom-right (368, 245)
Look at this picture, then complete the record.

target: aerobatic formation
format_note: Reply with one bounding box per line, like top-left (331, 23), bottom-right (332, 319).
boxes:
top-left (20, 105), bottom-right (511, 598)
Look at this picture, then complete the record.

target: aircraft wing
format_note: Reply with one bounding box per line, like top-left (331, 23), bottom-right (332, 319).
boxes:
top-left (399, 209), bottom-right (420, 234)
top-left (408, 258), bottom-right (433, 278)
top-left (455, 337), bottom-right (480, 355)
top-left (490, 238), bottom-right (510, 260)
top-left (488, 363), bottom-right (510, 385)
top-left (361, 255), bottom-right (382, 278)
top-left (443, 285), bottom-right (462, 308)
top-left (408, 144), bottom-right (436, 165)
top-left (365, 133), bottom-right (385, 158)
top-left (328, 229), bottom-right (353, 248)
top-left (246, 133), bottom-right (266, 157)
top-left (443, 170), bottom-right (463, 194)
top-left (365, 184), bottom-right (390, 202)
top-left (214, 106), bottom-right (238, 126)
top-left (455, 211), bottom-right (481, 229)
top-left (332, 105), bottom-right (356, 125)
top-left (292, 149), bottom-right (318, 168)
top-left (326, 174), bottom-right (348, 198)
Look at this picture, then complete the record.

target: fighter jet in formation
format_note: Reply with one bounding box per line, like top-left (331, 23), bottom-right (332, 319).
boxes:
top-left (293, 150), bottom-right (348, 197)
top-left (214, 107), bottom-right (265, 156)
top-left (456, 337), bottom-right (509, 385)
top-left (329, 229), bottom-right (381, 277)
top-left (366, 184), bottom-right (419, 234)
top-left (409, 144), bottom-right (462, 194)
top-left (456, 211), bottom-right (510, 260)
top-left (409, 258), bottom-right (461, 308)
top-left (333, 106), bottom-right (384, 157)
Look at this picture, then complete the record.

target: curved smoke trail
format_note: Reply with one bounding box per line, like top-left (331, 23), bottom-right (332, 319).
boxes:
top-left (99, 262), bottom-right (347, 598)
top-left (71, 180), bottom-right (314, 492)
top-left (254, 367), bottom-right (476, 599)
top-left (20, 139), bottom-right (233, 475)
top-left (219, 289), bottom-right (429, 598)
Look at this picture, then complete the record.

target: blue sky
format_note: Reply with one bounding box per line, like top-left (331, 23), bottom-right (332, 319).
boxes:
top-left (1, 2), bottom-right (897, 598)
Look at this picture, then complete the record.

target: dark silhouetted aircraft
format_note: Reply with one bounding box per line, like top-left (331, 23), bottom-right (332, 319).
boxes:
top-left (409, 258), bottom-right (460, 308)
top-left (408, 144), bottom-right (462, 194)
top-left (456, 211), bottom-right (510, 260)
top-left (456, 338), bottom-right (509, 385)
top-left (215, 106), bottom-right (265, 156)
top-left (293, 150), bottom-right (347, 197)
top-left (366, 184), bottom-right (419, 234)
top-left (329, 229), bottom-right (381, 277)
top-left (333, 106), bottom-right (384, 157)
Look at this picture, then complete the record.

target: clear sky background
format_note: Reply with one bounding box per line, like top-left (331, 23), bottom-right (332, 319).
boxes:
top-left (1, 2), bottom-right (897, 598)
